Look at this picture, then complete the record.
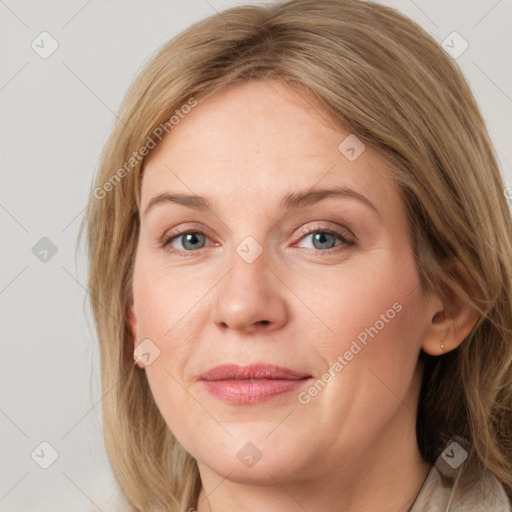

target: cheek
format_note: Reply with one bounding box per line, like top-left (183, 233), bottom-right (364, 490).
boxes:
top-left (313, 261), bottom-right (417, 349)
top-left (131, 264), bottom-right (212, 406)
top-left (132, 262), bottom-right (207, 342)
top-left (145, 365), bottom-right (217, 459)
top-left (310, 254), bottom-right (425, 396)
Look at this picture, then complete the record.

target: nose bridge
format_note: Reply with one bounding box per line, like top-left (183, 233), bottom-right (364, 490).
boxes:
top-left (233, 235), bottom-right (270, 290)
top-left (211, 234), bottom-right (287, 332)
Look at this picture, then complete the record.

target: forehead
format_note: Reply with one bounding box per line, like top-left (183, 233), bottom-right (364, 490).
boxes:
top-left (140, 80), bottom-right (398, 218)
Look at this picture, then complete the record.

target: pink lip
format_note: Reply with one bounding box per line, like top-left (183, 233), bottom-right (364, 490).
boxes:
top-left (199, 364), bottom-right (312, 404)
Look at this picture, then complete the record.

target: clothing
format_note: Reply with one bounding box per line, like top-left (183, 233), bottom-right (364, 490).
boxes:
top-left (410, 447), bottom-right (511, 511)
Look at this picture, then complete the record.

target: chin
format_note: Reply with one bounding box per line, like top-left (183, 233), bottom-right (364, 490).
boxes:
top-left (197, 450), bottom-right (306, 484)
top-left (190, 429), bottom-right (317, 483)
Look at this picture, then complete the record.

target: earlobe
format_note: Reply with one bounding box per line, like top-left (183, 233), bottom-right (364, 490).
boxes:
top-left (422, 304), bottom-right (479, 356)
top-left (421, 259), bottom-right (480, 356)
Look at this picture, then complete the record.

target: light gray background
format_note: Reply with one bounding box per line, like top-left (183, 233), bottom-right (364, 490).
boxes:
top-left (1, 1), bottom-right (511, 511)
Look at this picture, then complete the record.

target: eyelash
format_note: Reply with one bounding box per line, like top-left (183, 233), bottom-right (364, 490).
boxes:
top-left (160, 224), bottom-right (356, 257)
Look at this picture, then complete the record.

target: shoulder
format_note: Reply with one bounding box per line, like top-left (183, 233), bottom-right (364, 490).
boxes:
top-left (410, 444), bottom-right (511, 512)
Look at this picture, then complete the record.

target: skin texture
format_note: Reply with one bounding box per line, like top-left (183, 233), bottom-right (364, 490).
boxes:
top-left (128, 80), bottom-right (478, 511)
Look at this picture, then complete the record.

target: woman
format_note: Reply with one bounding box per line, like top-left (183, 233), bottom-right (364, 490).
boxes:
top-left (82, 0), bottom-right (512, 510)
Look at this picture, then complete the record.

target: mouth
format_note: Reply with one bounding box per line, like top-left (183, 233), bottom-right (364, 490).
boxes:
top-left (199, 364), bottom-right (312, 405)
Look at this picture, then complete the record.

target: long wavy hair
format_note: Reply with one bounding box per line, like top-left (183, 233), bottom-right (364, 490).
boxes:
top-left (80, 0), bottom-right (512, 509)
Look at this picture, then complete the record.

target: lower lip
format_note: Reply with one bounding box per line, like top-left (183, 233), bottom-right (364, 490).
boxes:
top-left (201, 379), bottom-right (310, 404)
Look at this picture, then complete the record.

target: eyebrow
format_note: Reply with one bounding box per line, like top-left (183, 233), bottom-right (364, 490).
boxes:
top-left (143, 186), bottom-right (380, 218)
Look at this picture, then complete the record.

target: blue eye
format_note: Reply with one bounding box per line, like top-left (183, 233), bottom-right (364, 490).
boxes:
top-left (300, 231), bottom-right (341, 250)
top-left (166, 232), bottom-right (207, 251)
top-left (294, 227), bottom-right (355, 252)
top-left (161, 225), bottom-right (355, 256)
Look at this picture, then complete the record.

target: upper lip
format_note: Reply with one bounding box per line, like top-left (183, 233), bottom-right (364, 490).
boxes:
top-left (199, 364), bottom-right (311, 381)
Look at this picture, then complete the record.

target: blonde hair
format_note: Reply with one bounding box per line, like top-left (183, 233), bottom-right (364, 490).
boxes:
top-left (81, 0), bottom-right (512, 509)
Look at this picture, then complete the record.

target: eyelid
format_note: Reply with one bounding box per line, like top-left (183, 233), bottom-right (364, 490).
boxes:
top-left (160, 220), bottom-right (356, 258)
top-left (292, 221), bottom-right (355, 244)
top-left (159, 222), bottom-right (216, 245)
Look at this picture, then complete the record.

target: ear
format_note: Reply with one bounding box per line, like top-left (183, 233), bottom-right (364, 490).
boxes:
top-left (421, 259), bottom-right (480, 356)
top-left (127, 296), bottom-right (137, 335)
top-left (127, 297), bottom-right (144, 369)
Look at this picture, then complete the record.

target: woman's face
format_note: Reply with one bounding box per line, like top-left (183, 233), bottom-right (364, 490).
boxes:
top-left (128, 80), bottom-right (438, 485)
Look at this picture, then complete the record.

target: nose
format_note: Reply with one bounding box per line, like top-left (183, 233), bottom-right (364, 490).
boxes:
top-left (211, 244), bottom-right (288, 335)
